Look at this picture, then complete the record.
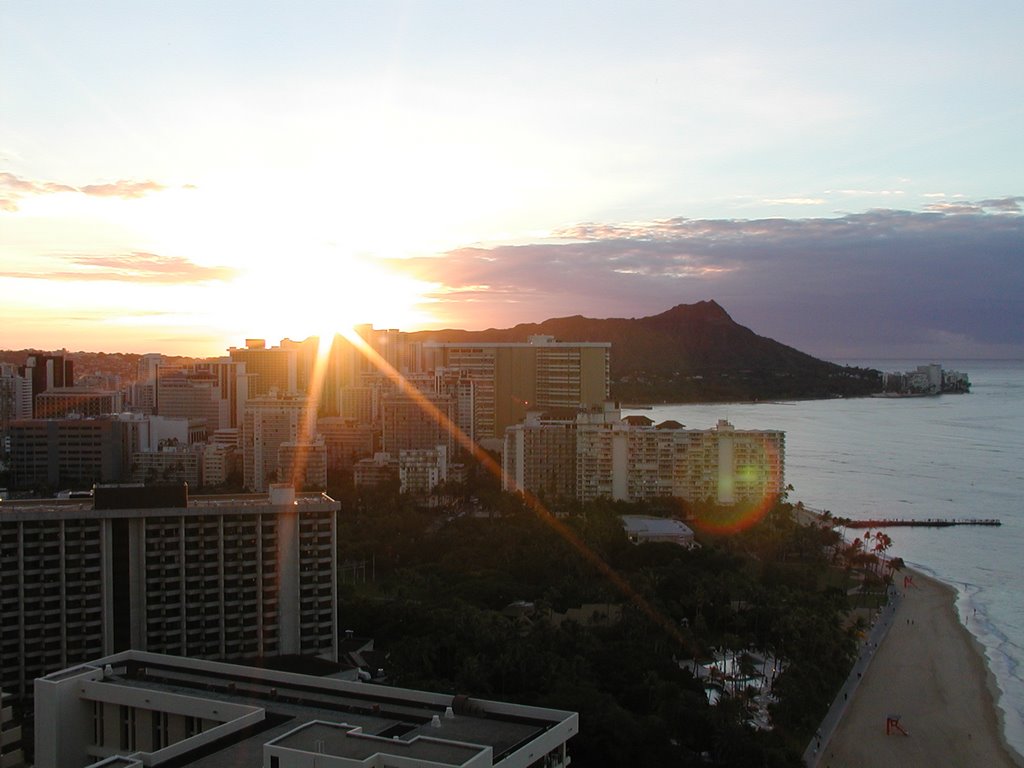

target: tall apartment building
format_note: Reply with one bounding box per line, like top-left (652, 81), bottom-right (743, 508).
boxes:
top-left (228, 339), bottom-right (298, 398)
top-left (502, 413), bottom-right (579, 502)
top-left (18, 354), bottom-right (73, 417)
top-left (34, 387), bottom-right (123, 419)
top-left (339, 385), bottom-right (379, 424)
top-left (0, 484), bottom-right (339, 756)
top-left (0, 364), bottom-right (32, 439)
top-left (35, 650), bottom-right (577, 768)
top-left (317, 417), bottom-right (379, 470)
top-left (242, 393), bottom-right (316, 492)
top-left (381, 392), bottom-right (456, 458)
top-left (277, 438), bottom-right (328, 490)
top-left (8, 417), bottom-right (132, 490)
top-left (504, 408), bottom-right (784, 506)
top-left (425, 336), bottom-right (610, 445)
top-left (155, 373), bottom-right (221, 430)
top-left (578, 415), bottom-right (784, 505)
top-left (149, 358), bottom-right (250, 430)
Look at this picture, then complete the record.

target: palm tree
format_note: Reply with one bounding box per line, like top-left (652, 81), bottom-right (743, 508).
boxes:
top-left (872, 531), bottom-right (893, 578)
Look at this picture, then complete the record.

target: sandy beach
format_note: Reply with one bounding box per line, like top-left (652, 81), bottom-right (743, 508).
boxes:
top-left (821, 570), bottom-right (1022, 767)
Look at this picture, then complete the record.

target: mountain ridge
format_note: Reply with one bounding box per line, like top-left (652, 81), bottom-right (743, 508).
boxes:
top-left (409, 300), bottom-right (881, 402)
top-left (0, 301), bottom-right (882, 403)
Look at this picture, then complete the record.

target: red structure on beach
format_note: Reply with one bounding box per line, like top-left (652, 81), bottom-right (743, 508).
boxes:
top-left (886, 714), bottom-right (910, 736)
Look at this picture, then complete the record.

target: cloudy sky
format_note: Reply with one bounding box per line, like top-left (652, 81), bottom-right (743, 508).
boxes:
top-left (2, 1), bottom-right (1022, 359)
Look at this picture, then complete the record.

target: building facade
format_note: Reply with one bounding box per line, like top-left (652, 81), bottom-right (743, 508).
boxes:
top-left (228, 340), bottom-right (298, 398)
top-left (242, 394), bottom-right (316, 492)
top-left (35, 650), bottom-right (578, 768)
top-left (503, 408), bottom-right (784, 506)
top-left (8, 418), bottom-right (132, 490)
top-left (18, 355), bottom-right (73, 417)
top-left (34, 388), bottom-right (123, 420)
top-left (425, 336), bottom-right (611, 445)
top-left (0, 686), bottom-right (23, 768)
top-left (130, 443), bottom-right (202, 487)
top-left (502, 413), bottom-right (579, 502)
top-left (276, 438), bottom-right (328, 490)
top-left (353, 453), bottom-right (399, 489)
top-left (316, 417), bottom-right (379, 471)
top-left (0, 484), bottom-right (339, 753)
top-left (381, 392), bottom-right (456, 458)
top-left (398, 446), bottom-right (449, 495)
top-left (0, 365), bottom-right (32, 440)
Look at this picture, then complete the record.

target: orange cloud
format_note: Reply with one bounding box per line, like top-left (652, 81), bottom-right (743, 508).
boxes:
top-left (0, 252), bottom-right (238, 284)
top-left (79, 179), bottom-right (166, 198)
top-left (0, 171), bottom-right (178, 211)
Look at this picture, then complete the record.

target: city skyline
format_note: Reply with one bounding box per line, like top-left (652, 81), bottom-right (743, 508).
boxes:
top-left (2, 2), bottom-right (1022, 359)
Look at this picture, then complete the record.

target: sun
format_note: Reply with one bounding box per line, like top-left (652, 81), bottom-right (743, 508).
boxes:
top-left (101, 175), bottom-right (448, 349)
top-left (225, 250), bottom-right (438, 345)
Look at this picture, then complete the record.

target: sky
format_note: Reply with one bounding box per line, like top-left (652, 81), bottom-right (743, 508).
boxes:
top-left (1, 1), bottom-right (1022, 360)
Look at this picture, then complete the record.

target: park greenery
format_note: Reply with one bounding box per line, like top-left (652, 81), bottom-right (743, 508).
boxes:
top-left (333, 473), bottom-right (896, 767)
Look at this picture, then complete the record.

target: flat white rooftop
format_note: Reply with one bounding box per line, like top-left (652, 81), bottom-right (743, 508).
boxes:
top-left (36, 651), bottom-right (577, 768)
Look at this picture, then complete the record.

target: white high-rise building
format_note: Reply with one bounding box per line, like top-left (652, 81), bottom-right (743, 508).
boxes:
top-left (242, 393), bottom-right (316, 492)
top-left (504, 408), bottom-right (784, 506)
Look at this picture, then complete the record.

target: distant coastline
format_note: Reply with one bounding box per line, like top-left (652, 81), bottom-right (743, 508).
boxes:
top-left (878, 362), bottom-right (971, 396)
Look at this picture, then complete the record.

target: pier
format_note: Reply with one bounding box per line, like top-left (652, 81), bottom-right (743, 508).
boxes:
top-left (844, 518), bottom-right (1001, 529)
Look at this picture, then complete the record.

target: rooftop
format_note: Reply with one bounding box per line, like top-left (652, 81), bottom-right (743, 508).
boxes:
top-left (39, 651), bottom-right (577, 768)
top-left (0, 490), bottom-right (339, 520)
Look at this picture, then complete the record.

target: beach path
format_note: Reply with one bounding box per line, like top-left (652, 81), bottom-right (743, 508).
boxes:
top-left (823, 571), bottom-right (1021, 767)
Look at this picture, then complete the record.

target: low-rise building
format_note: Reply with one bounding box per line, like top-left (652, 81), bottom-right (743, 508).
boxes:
top-left (399, 445), bottom-right (448, 495)
top-left (620, 515), bottom-right (695, 547)
top-left (35, 651), bottom-right (578, 768)
top-left (130, 442), bottom-right (202, 487)
top-left (353, 453), bottom-right (399, 489)
top-left (200, 442), bottom-right (238, 487)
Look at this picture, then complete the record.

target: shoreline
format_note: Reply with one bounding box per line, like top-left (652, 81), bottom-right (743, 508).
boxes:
top-left (820, 567), bottom-right (1023, 767)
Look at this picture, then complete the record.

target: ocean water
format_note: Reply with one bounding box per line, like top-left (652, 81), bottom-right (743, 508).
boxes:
top-left (623, 360), bottom-right (1024, 756)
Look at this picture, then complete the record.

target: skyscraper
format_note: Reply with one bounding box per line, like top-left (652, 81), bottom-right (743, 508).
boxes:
top-left (242, 393), bottom-right (316, 492)
top-left (18, 354), bottom-right (74, 417)
top-left (426, 336), bottom-right (610, 446)
top-left (229, 339), bottom-right (298, 398)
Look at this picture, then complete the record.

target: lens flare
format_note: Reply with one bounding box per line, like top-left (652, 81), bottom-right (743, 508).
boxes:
top-left (690, 436), bottom-right (783, 535)
top-left (326, 327), bottom-right (694, 651)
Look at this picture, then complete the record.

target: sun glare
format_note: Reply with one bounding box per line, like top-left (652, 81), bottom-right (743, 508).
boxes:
top-left (226, 251), bottom-right (438, 343)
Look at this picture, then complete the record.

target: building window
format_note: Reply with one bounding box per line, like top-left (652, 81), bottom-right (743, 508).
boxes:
top-left (93, 701), bottom-right (105, 746)
top-left (152, 710), bottom-right (167, 751)
top-left (120, 705), bottom-right (136, 750)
